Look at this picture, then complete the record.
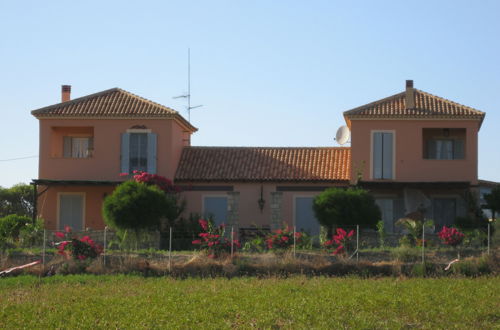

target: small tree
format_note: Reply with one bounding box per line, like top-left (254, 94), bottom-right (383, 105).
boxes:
top-left (103, 181), bottom-right (177, 233)
top-left (0, 184), bottom-right (34, 218)
top-left (484, 186), bottom-right (500, 222)
top-left (313, 188), bottom-right (381, 234)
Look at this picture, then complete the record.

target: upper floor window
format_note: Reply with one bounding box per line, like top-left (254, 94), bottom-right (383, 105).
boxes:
top-left (423, 128), bottom-right (465, 160)
top-left (63, 136), bottom-right (93, 158)
top-left (372, 131), bottom-right (394, 179)
top-left (121, 131), bottom-right (157, 174)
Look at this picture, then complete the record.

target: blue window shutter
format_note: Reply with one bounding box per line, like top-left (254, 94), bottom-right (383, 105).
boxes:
top-left (382, 133), bottom-right (393, 179)
top-left (147, 133), bottom-right (157, 174)
top-left (121, 133), bottom-right (130, 174)
top-left (373, 132), bottom-right (383, 179)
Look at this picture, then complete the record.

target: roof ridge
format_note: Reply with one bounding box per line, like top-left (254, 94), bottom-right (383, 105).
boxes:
top-left (343, 91), bottom-right (406, 115)
top-left (31, 87), bottom-right (121, 114)
top-left (114, 88), bottom-right (179, 115)
top-left (414, 89), bottom-right (484, 115)
top-left (31, 87), bottom-right (179, 115)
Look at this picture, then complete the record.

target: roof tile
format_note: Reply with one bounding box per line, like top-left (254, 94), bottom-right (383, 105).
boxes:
top-left (175, 147), bottom-right (351, 182)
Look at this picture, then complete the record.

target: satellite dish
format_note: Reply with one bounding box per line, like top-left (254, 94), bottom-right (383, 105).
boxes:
top-left (335, 126), bottom-right (350, 145)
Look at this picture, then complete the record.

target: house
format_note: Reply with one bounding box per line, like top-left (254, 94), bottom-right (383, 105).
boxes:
top-left (31, 80), bottom-right (486, 234)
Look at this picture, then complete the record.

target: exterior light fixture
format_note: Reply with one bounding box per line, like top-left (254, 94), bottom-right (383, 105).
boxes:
top-left (258, 185), bottom-right (265, 212)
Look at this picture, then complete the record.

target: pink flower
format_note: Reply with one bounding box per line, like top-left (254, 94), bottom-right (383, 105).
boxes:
top-left (119, 173), bottom-right (129, 177)
top-left (333, 245), bottom-right (344, 255)
top-left (192, 239), bottom-right (201, 244)
top-left (77, 255), bottom-right (87, 260)
top-left (199, 219), bottom-right (209, 231)
top-left (199, 232), bottom-right (210, 238)
top-left (55, 232), bottom-right (65, 238)
top-left (64, 226), bottom-right (72, 233)
top-left (347, 230), bottom-right (355, 238)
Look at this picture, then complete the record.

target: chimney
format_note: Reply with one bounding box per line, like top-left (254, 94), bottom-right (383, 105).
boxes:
top-left (61, 85), bottom-right (71, 102)
top-left (405, 80), bottom-right (415, 109)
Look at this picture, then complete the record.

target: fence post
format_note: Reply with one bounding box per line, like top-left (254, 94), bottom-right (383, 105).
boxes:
top-left (42, 229), bottom-right (46, 274)
top-left (103, 226), bottom-right (107, 267)
top-left (421, 223), bottom-right (425, 264)
top-left (168, 227), bottom-right (172, 272)
top-left (487, 222), bottom-right (491, 255)
top-left (231, 226), bottom-right (234, 259)
top-left (293, 226), bottom-right (296, 258)
top-left (356, 225), bottom-right (359, 263)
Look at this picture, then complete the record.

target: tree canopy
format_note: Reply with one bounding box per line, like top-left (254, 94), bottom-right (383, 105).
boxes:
top-left (313, 187), bottom-right (381, 230)
top-left (0, 183), bottom-right (33, 218)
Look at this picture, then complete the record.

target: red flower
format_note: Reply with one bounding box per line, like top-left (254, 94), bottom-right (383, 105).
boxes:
top-left (199, 219), bottom-right (209, 231)
top-left (64, 226), bottom-right (72, 233)
top-left (199, 232), bottom-right (210, 238)
top-left (55, 232), bottom-right (65, 239)
top-left (347, 230), bottom-right (355, 238)
top-left (119, 173), bottom-right (129, 177)
top-left (78, 255), bottom-right (87, 260)
top-left (333, 245), bottom-right (344, 255)
top-left (192, 239), bottom-right (201, 244)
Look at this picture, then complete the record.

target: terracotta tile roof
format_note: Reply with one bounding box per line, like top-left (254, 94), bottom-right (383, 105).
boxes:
top-left (175, 147), bottom-right (351, 183)
top-left (343, 89), bottom-right (485, 122)
top-left (31, 88), bottom-right (197, 131)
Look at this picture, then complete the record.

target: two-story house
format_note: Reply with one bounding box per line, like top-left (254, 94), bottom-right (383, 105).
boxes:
top-left (31, 81), bottom-right (485, 234)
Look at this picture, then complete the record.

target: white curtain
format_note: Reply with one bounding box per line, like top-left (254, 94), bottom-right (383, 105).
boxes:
top-left (71, 138), bottom-right (89, 158)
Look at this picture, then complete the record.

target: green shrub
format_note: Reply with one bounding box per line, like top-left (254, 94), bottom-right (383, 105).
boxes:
top-left (19, 218), bottom-right (44, 248)
top-left (313, 188), bottom-right (381, 232)
top-left (0, 214), bottom-right (31, 241)
top-left (103, 181), bottom-right (177, 232)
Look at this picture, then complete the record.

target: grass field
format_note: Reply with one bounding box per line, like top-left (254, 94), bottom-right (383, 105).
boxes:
top-left (1, 275), bottom-right (498, 329)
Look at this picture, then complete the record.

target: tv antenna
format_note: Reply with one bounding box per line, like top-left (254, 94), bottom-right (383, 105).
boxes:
top-left (173, 48), bottom-right (203, 122)
top-left (335, 125), bottom-right (351, 145)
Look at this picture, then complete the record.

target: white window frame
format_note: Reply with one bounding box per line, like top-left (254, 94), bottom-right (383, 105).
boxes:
top-left (56, 192), bottom-right (86, 231)
top-left (370, 130), bottom-right (396, 180)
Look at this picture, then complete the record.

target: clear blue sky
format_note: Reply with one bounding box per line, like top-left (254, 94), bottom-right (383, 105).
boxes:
top-left (1, 0), bottom-right (499, 187)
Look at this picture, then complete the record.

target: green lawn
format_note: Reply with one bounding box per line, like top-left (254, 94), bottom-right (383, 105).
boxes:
top-left (0, 275), bottom-right (498, 329)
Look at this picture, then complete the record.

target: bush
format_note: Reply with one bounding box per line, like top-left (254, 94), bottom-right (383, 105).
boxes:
top-left (313, 188), bottom-right (381, 232)
top-left (103, 181), bottom-right (177, 232)
top-left (265, 224), bottom-right (303, 251)
top-left (19, 218), bottom-right (44, 248)
top-left (0, 214), bottom-right (31, 241)
top-left (391, 246), bottom-right (420, 262)
top-left (192, 219), bottom-right (240, 258)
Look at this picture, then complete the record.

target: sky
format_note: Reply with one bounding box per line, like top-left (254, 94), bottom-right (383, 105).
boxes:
top-left (0, 0), bottom-right (499, 187)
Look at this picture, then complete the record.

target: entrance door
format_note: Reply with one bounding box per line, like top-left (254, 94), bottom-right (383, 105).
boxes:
top-left (59, 194), bottom-right (84, 231)
top-left (294, 197), bottom-right (320, 237)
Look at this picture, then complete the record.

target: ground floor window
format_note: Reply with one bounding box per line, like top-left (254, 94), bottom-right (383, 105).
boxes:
top-left (432, 198), bottom-right (456, 230)
top-left (59, 193), bottom-right (84, 231)
top-left (203, 196), bottom-right (228, 226)
top-left (375, 198), bottom-right (405, 233)
top-left (294, 196), bottom-right (320, 237)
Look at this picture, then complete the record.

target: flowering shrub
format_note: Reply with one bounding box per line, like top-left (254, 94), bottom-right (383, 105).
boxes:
top-left (323, 228), bottom-right (355, 255)
top-left (438, 226), bottom-right (465, 247)
top-left (120, 171), bottom-right (181, 193)
top-left (192, 219), bottom-right (240, 258)
top-left (54, 226), bottom-right (103, 260)
top-left (265, 225), bottom-right (302, 250)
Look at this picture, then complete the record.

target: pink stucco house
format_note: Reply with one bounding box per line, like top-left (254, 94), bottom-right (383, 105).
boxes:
top-left (31, 80), bottom-right (486, 234)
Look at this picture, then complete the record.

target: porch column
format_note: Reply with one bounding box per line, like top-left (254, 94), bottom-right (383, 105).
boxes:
top-left (270, 191), bottom-right (283, 230)
top-left (227, 191), bottom-right (240, 229)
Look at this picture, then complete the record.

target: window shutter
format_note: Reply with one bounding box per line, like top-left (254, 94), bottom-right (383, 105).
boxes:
top-left (454, 140), bottom-right (465, 159)
top-left (121, 133), bottom-right (130, 174)
top-left (63, 136), bottom-right (72, 158)
top-left (373, 133), bottom-right (383, 179)
top-left (382, 133), bottom-right (393, 179)
top-left (147, 133), bottom-right (157, 174)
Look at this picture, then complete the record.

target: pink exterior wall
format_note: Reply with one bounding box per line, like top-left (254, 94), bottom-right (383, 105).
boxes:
top-left (349, 119), bottom-right (480, 185)
top-left (38, 118), bottom-right (190, 181)
top-left (38, 185), bottom-right (115, 230)
top-left (180, 182), bottom-right (343, 228)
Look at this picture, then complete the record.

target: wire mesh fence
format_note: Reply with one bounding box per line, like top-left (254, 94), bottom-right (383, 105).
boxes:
top-left (0, 222), bottom-right (496, 277)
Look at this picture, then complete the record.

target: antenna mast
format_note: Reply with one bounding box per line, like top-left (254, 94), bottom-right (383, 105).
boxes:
top-left (173, 48), bottom-right (203, 122)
